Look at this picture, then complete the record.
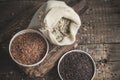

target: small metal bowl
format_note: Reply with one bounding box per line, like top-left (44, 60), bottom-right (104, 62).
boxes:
top-left (9, 29), bottom-right (49, 67)
top-left (58, 50), bottom-right (96, 80)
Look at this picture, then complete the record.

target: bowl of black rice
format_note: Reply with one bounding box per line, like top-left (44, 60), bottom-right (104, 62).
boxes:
top-left (58, 50), bottom-right (96, 80)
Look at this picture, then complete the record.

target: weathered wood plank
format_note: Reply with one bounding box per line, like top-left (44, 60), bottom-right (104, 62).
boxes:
top-left (79, 0), bottom-right (120, 44)
top-left (77, 44), bottom-right (120, 80)
top-left (0, 0), bottom-right (46, 44)
top-left (0, 0), bottom-right (120, 80)
top-left (78, 44), bottom-right (120, 61)
top-left (109, 62), bottom-right (120, 80)
top-left (93, 61), bottom-right (120, 80)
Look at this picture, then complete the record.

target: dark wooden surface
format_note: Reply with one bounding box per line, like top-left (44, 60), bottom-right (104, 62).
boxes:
top-left (0, 0), bottom-right (120, 80)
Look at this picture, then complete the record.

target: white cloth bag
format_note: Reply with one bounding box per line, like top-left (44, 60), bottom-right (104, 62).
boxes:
top-left (28, 1), bottom-right (81, 46)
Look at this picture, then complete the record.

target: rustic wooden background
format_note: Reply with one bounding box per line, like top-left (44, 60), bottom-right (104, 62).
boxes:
top-left (0, 0), bottom-right (120, 80)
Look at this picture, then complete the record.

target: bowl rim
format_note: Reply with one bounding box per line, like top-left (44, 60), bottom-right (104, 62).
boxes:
top-left (9, 29), bottom-right (49, 67)
top-left (57, 50), bottom-right (96, 80)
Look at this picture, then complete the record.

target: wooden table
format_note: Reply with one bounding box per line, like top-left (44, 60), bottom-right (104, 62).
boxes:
top-left (0, 0), bottom-right (120, 80)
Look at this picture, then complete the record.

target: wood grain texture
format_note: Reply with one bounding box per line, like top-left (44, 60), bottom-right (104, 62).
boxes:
top-left (79, 0), bottom-right (120, 44)
top-left (0, 0), bottom-right (120, 80)
top-left (0, 0), bottom-right (47, 45)
top-left (77, 44), bottom-right (120, 80)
